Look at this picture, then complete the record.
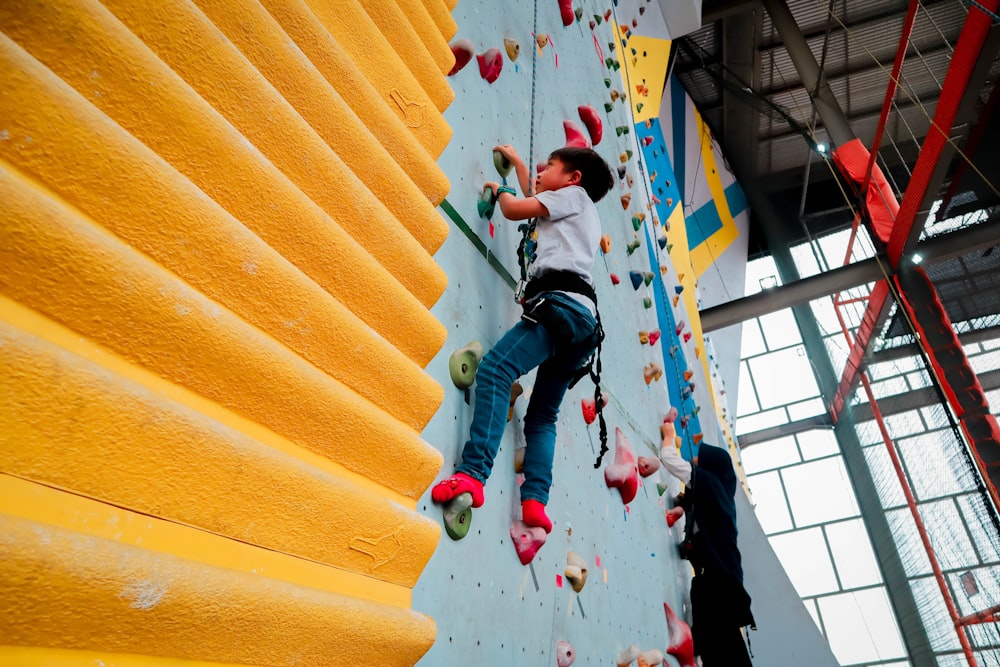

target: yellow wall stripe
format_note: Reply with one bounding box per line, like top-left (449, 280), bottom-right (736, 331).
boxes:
top-left (395, 0), bottom-right (456, 74)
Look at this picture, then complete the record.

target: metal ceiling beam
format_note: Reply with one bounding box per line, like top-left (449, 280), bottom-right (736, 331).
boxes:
top-left (702, 0), bottom-right (760, 25)
top-left (700, 213), bottom-right (1000, 332)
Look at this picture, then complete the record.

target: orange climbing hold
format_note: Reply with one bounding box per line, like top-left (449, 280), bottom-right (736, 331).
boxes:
top-left (683, 370), bottom-right (694, 381)
top-left (620, 193), bottom-right (631, 209)
top-left (604, 428), bottom-right (639, 504)
top-left (693, 433), bottom-right (704, 444)
top-left (643, 363), bottom-right (663, 384)
top-left (563, 119), bottom-right (591, 148)
top-left (536, 34), bottom-right (550, 49)
top-left (477, 47), bottom-right (503, 83)
top-left (503, 37), bottom-right (521, 61)
top-left (600, 234), bottom-right (612, 253)
top-left (448, 38), bottom-right (475, 75)
top-left (638, 649), bottom-right (664, 667)
top-left (578, 104), bottom-right (603, 145)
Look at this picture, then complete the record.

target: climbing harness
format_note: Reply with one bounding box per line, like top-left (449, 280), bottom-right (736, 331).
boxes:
top-left (516, 220), bottom-right (609, 468)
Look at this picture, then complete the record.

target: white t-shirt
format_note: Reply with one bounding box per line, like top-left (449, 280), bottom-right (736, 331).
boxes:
top-left (531, 186), bottom-right (601, 312)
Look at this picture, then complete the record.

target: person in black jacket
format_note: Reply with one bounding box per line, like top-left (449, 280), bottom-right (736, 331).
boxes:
top-left (661, 438), bottom-right (755, 665)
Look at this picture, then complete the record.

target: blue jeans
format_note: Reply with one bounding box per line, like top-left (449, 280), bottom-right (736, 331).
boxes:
top-left (456, 292), bottom-right (599, 505)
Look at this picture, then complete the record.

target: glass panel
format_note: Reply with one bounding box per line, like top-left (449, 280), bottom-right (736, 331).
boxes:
top-left (748, 347), bottom-right (820, 409)
top-left (809, 297), bottom-right (843, 337)
top-left (871, 376), bottom-right (910, 398)
top-left (747, 470), bottom-right (794, 533)
top-left (758, 308), bottom-right (803, 350)
top-left (742, 436), bottom-right (799, 473)
top-left (907, 371), bottom-right (931, 389)
top-left (782, 457), bottom-right (860, 526)
top-left (918, 499), bottom-right (979, 571)
top-left (797, 428), bottom-right (840, 460)
top-left (863, 445), bottom-right (908, 509)
top-left (898, 430), bottom-right (977, 501)
top-left (737, 361), bottom-right (759, 417)
top-left (969, 350), bottom-right (1000, 376)
top-left (957, 493), bottom-right (1000, 563)
top-left (919, 405), bottom-right (952, 429)
top-left (826, 519), bottom-right (883, 589)
top-left (769, 528), bottom-right (840, 596)
top-left (816, 588), bottom-right (906, 664)
top-left (883, 410), bottom-right (929, 439)
top-left (787, 397), bottom-right (826, 421)
top-left (910, 576), bottom-right (960, 651)
top-left (791, 240), bottom-right (822, 278)
top-left (740, 319), bottom-right (767, 357)
top-left (745, 255), bottom-right (780, 296)
top-left (887, 508), bottom-right (933, 577)
top-left (735, 408), bottom-right (789, 435)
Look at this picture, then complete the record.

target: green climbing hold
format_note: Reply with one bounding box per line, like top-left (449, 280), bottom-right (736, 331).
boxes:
top-left (643, 271), bottom-right (655, 286)
top-left (626, 238), bottom-right (641, 255)
top-left (443, 493), bottom-right (474, 540)
top-left (615, 125), bottom-right (630, 136)
top-left (604, 77), bottom-right (612, 88)
top-left (632, 216), bottom-right (642, 231)
top-left (477, 187), bottom-right (497, 219)
top-left (636, 103), bottom-right (644, 112)
top-left (574, 6), bottom-right (583, 21)
top-left (449, 340), bottom-right (484, 389)
top-left (594, 14), bottom-right (603, 25)
top-left (666, 243), bottom-right (674, 253)
top-left (604, 102), bottom-right (614, 112)
top-left (625, 149), bottom-right (633, 159)
top-left (643, 297), bottom-right (652, 309)
top-left (493, 150), bottom-right (513, 179)
top-left (656, 481), bottom-right (668, 496)
top-left (692, 406), bottom-right (701, 417)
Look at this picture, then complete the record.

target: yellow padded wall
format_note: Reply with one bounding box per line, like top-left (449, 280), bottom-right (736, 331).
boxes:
top-left (0, 0), bottom-right (455, 663)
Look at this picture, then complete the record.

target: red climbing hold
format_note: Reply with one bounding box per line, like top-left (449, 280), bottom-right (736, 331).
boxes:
top-left (581, 392), bottom-right (609, 425)
top-left (642, 136), bottom-right (654, 146)
top-left (610, 273), bottom-right (620, 285)
top-left (604, 428), bottom-right (639, 504)
top-left (664, 603), bottom-right (696, 667)
top-left (477, 47), bottom-right (503, 84)
top-left (510, 519), bottom-right (547, 565)
top-left (448, 38), bottom-right (475, 75)
top-left (557, 0), bottom-right (574, 26)
top-left (665, 505), bottom-right (685, 528)
top-left (683, 332), bottom-right (692, 343)
top-left (648, 329), bottom-right (660, 346)
top-left (638, 455), bottom-right (661, 477)
top-left (578, 105), bottom-right (603, 146)
top-left (563, 119), bottom-right (591, 148)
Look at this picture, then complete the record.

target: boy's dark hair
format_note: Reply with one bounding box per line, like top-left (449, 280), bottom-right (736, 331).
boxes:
top-left (549, 146), bottom-right (615, 203)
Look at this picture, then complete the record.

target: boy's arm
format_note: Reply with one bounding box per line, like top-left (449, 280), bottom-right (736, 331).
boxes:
top-left (484, 182), bottom-right (549, 221)
top-left (494, 144), bottom-right (533, 195)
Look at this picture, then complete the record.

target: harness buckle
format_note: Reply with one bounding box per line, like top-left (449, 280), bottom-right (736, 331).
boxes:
top-left (514, 279), bottom-right (526, 304)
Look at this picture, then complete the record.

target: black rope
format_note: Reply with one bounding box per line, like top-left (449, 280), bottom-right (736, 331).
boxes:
top-left (591, 313), bottom-right (608, 468)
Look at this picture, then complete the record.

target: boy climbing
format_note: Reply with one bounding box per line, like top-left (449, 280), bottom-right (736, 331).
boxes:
top-left (432, 143), bottom-right (614, 541)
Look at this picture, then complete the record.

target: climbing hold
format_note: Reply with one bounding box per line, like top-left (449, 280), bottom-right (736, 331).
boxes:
top-left (674, 285), bottom-right (684, 295)
top-left (604, 102), bottom-right (615, 113)
top-left (665, 505), bottom-right (685, 528)
top-left (664, 407), bottom-right (678, 424)
top-left (638, 456), bottom-right (661, 478)
top-left (508, 382), bottom-right (524, 422)
top-left (632, 18), bottom-right (639, 28)
top-left (477, 48), bottom-right (503, 84)
top-left (604, 427), bottom-right (639, 504)
top-left (636, 102), bottom-right (644, 112)
top-left (629, 271), bottom-right (643, 290)
top-left (610, 273), bottom-right (620, 285)
top-left (683, 332), bottom-right (692, 343)
top-left (503, 37), bottom-right (521, 61)
top-left (574, 6), bottom-right (584, 22)
top-left (643, 362), bottom-right (663, 384)
top-left (600, 234), bottom-right (612, 253)
top-left (681, 386), bottom-right (692, 400)
top-left (695, 347), bottom-right (701, 359)
top-left (593, 13), bottom-right (603, 25)
top-left (604, 77), bottom-right (612, 88)
top-left (650, 171), bottom-right (657, 182)
top-left (620, 193), bottom-right (631, 209)
top-left (683, 370), bottom-right (694, 381)
top-left (493, 150), bottom-right (513, 179)
top-left (638, 649), bottom-right (664, 667)
top-left (564, 551), bottom-right (589, 593)
top-left (659, 264), bottom-right (668, 275)
top-left (666, 197), bottom-right (673, 207)
top-left (648, 330), bottom-right (660, 346)
top-left (448, 38), bottom-right (475, 75)
top-left (643, 271), bottom-right (654, 286)
top-left (672, 295), bottom-right (680, 307)
top-left (642, 297), bottom-right (652, 309)
top-left (578, 105), bottom-right (603, 145)
top-left (510, 520), bottom-right (547, 565)
top-left (581, 392), bottom-right (608, 425)
top-left (693, 432), bottom-right (704, 444)
top-left (675, 321), bottom-right (685, 335)
top-left (679, 415), bottom-right (690, 428)
top-left (449, 341), bottom-right (484, 389)
top-left (639, 5), bottom-right (646, 14)
top-left (563, 119), bottom-right (591, 148)
top-left (617, 165), bottom-right (627, 180)
top-left (642, 136), bottom-right (654, 146)
top-left (615, 125), bottom-right (630, 137)
top-left (536, 34), bottom-right (550, 49)
top-left (557, 639), bottom-right (577, 667)
top-left (627, 173), bottom-right (635, 188)
top-left (557, 0), bottom-right (575, 25)
top-left (617, 644), bottom-right (641, 667)
top-left (589, 19), bottom-right (597, 29)
top-left (692, 406), bottom-right (701, 417)
top-left (657, 236), bottom-right (667, 250)
top-left (638, 330), bottom-right (649, 345)
top-left (669, 345), bottom-right (679, 358)
top-left (635, 212), bottom-right (646, 222)
top-left (442, 492), bottom-right (474, 540)
top-left (626, 239), bottom-right (641, 255)
top-left (610, 89), bottom-right (620, 102)
top-left (604, 9), bottom-right (612, 20)
top-left (677, 272), bottom-right (686, 281)
top-left (514, 447), bottom-right (525, 473)
top-left (631, 216), bottom-right (642, 232)
top-left (664, 603), bottom-right (696, 667)
top-left (620, 150), bottom-right (633, 163)
top-left (477, 186), bottom-right (497, 219)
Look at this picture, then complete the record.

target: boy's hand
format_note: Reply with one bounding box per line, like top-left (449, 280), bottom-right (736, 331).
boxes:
top-left (484, 181), bottom-right (500, 196)
top-left (493, 144), bottom-right (523, 165)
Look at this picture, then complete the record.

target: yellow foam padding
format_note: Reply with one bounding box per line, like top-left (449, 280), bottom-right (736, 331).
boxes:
top-left (0, 0), bottom-right (447, 308)
top-left (422, 0), bottom-right (459, 41)
top-left (688, 111), bottom-right (740, 279)
top-left (357, 0), bottom-right (455, 111)
top-left (0, 30), bottom-right (447, 371)
top-left (0, 646), bottom-right (257, 667)
top-left (0, 321), bottom-right (440, 587)
top-left (295, 0), bottom-right (452, 155)
top-left (0, 512), bottom-right (436, 665)
top-left (192, 0), bottom-right (451, 246)
top-left (396, 0), bottom-right (457, 74)
top-left (0, 164), bottom-right (443, 500)
top-left (619, 34), bottom-right (671, 123)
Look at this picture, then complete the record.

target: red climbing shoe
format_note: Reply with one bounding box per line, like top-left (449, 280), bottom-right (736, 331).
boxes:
top-left (431, 472), bottom-right (485, 508)
top-left (521, 499), bottom-right (552, 534)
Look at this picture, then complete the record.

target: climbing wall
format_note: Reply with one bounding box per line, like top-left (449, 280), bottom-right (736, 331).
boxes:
top-left (0, 0), bottom-right (455, 664)
top-left (415, 1), bottom-right (707, 664)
